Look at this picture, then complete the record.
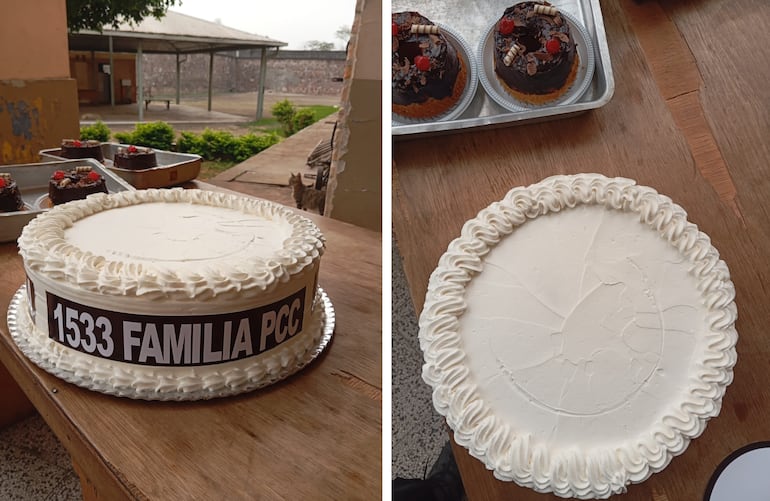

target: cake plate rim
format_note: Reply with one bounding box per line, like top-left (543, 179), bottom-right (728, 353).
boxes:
top-left (6, 285), bottom-right (335, 402)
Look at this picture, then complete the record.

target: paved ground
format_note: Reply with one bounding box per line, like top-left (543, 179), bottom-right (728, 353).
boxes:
top-left (79, 91), bottom-right (340, 209)
top-left (81, 91), bottom-right (341, 135)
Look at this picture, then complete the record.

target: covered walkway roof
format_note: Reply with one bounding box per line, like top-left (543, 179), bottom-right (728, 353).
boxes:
top-left (69, 10), bottom-right (287, 120)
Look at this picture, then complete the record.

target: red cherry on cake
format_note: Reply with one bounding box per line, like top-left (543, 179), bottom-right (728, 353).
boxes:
top-left (499, 18), bottom-right (515, 36)
top-left (87, 171), bottom-right (101, 182)
top-left (52, 170), bottom-right (66, 180)
top-left (546, 38), bottom-right (561, 55)
top-left (73, 140), bottom-right (82, 147)
top-left (0, 178), bottom-right (6, 189)
top-left (127, 145), bottom-right (138, 153)
top-left (392, 22), bottom-right (398, 36)
top-left (414, 55), bottom-right (430, 72)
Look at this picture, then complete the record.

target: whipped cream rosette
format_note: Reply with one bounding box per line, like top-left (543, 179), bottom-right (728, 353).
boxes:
top-left (419, 174), bottom-right (737, 498)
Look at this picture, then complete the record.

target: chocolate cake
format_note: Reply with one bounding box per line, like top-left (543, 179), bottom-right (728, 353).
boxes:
top-left (48, 166), bottom-right (108, 205)
top-left (0, 173), bottom-right (24, 212)
top-left (113, 145), bottom-right (158, 170)
top-left (60, 139), bottom-right (104, 162)
top-left (493, 2), bottom-right (579, 104)
top-left (392, 11), bottom-right (466, 119)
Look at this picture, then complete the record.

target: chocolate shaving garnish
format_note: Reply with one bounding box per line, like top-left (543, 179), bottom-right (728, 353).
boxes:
top-left (526, 61), bottom-right (538, 76)
top-left (552, 31), bottom-right (570, 43)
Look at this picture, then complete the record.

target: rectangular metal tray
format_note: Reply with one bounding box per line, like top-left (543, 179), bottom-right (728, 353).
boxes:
top-left (391, 0), bottom-right (614, 138)
top-left (40, 143), bottom-right (202, 189)
top-left (0, 159), bottom-right (135, 243)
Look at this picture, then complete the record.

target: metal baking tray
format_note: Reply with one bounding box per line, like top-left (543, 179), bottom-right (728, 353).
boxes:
top-left (391, 0), bottom-right (614, 138)
top-left (40, 143), bottom-right (202, 189)
top-left (0, 159), bottom-right (135, 243)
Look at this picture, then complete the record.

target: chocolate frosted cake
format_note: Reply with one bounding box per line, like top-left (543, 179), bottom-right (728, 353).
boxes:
top-left (392, 11), bottom-right (466, 119)
top-left (493, 2), bottom-right (579, 104)
top-left (60, 139), bottom-right (104, 162)
top-left (0, 173), bottom-right (24, 212)
top-left (48, 166), bottom-right (108, 205)
top-left (113, 145), bottom-right (158, 170)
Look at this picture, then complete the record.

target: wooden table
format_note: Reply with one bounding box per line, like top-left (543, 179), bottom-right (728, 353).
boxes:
top-left (0, 184), bottom-right (382, 500)
top-left (393, 0), bottom-right (770, 499)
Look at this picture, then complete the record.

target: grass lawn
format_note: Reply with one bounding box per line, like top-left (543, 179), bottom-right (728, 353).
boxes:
top-left (199, 160), bottom-right (237, 180)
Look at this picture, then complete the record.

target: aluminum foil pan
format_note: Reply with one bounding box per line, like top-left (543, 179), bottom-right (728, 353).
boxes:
top-left (391, 0), bottom-right (614, 137)
top-left (392, 23), bottom-right (479, 125)
top-left (0, 159), bottom-right (134, 243)
top-left (40, 143), bottom-right (202, 189)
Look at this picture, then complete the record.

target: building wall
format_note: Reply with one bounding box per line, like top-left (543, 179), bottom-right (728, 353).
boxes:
top-left (0, 0), bottom-right (79, 165)
top-left (142, 51), bottom-right (347, 98)
top-left (69, 51), bottom-right (346, 105)
top-left (0, 0), bottom-right (79, 425)
top-left (325, 0), bottom-right (382, 232)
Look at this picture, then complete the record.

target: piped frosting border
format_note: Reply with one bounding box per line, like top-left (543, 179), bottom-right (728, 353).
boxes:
top-left (418, 174), bottom-right (738, 499)
top-left (18, 188), bottom-right (325, 301)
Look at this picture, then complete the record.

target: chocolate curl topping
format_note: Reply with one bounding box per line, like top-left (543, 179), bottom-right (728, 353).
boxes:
top-left (504, 43), bottom-right (526, 66)
top-left (534, 4), bottom-right (558, 15)
top-left (410, 24), bottom-right (439, 35)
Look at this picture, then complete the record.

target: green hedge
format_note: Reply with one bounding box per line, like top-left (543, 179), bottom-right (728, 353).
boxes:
top-left (79, 121), bottom-right (112, 142)
top-left (114, 121), bottom-right (176, 150)
top-left (177, 129), bottom-right (280, 162)
top-left (75, 120), bottom-right (282, 162)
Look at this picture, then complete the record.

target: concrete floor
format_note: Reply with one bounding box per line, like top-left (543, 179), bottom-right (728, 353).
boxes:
top-left (391, 237), bottom-right (449, 481)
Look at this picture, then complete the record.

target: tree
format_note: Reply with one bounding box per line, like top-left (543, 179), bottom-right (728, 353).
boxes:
top-left (66, 0), bottom-right (179, 33)
top-left (304, 40), bottom-right (336, 51)
top-left (335, 25), bottom-right (351, 46)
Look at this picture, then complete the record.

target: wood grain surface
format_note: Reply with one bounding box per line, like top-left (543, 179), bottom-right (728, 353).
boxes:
top-left (0, 186), bottom-right (382, 500)
top-left (393, 0), bottom-right (770, 499)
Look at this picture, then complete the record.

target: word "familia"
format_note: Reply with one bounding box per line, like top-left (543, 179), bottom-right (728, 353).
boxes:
top-left (45, 289), bottom-right (307, 366)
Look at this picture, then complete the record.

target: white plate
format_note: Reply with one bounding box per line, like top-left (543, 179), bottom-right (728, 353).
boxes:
top-left (392, 23), bottom-right (479, 125)
top-left (478, 9), bottom-right (596, 111)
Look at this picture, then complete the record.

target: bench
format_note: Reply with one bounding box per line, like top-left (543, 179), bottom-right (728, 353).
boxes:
top-left (144, 98), bottom-right (171, 110)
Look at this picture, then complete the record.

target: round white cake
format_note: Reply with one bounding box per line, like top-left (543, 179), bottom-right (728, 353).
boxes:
top-left (419, 174), bottom-right (738, 498)
top-left (14, 188), bottom-right (327, 400)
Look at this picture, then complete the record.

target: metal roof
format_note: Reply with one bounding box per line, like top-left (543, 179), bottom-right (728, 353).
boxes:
top-left (68, 10), bottom-right (287, 54)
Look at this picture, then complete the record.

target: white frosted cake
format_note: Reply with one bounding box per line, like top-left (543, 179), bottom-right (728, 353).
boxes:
top-left (14, 188), bottom-right (327, 400)
top-left (419, 174), bottom-right (737, 498)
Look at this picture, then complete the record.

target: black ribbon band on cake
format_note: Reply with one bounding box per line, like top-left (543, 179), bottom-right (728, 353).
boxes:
top-left (44, 288), bottom-right (306, 366)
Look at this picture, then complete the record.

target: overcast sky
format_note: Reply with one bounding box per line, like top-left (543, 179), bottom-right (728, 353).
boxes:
top-left (169, 0), bottom-right (358, 49)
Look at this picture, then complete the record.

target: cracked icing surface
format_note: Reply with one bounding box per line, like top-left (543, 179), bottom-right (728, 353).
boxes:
top-left (419, 174), bottom-right (737, 499)
top-left (63, 202), bottom-right (293, 263)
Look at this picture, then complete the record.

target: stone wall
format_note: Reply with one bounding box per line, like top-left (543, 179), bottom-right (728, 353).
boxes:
top-left (143, 50), bottom-right (347, 97)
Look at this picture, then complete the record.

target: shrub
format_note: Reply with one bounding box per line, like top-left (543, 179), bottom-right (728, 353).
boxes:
top-left (232, 133), bottom-right (281, 162)
top-left (177, 129), bottom-right (281, 162)
top-left (114, 121), bottom-right (176, 150)
top-left (271, 99), bottom-right (296, 135)
top-left (292, 109), bottom-right (316, 134)
top-left (200, 129), bottom-right (237, 160)
top-left (79, 121), bottom-right (112, 142)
